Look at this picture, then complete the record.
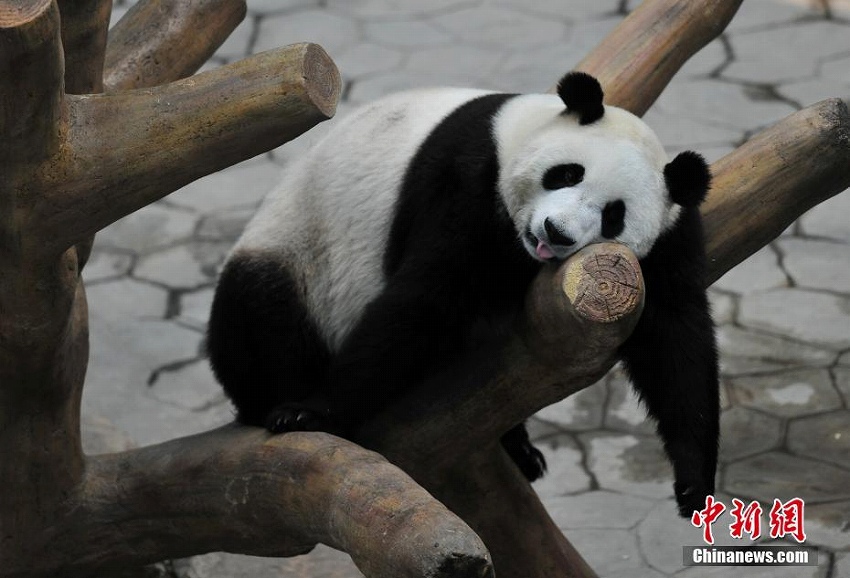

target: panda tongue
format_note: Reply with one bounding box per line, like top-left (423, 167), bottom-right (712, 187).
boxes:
top-left (536, 241), bottom-right (555, 260)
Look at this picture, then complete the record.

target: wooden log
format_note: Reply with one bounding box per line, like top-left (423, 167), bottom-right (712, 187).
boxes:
top-left (361, 243), bottom-right (644, 578)
top-left (57, 0), bottom-right (113, 271)
top-left (0, 0), bottom-right (64, 162)
top-left (361, 243), bottom-right (644, 463)
top-left (11, 428), bottom-right (491, 578)
top-left (104, 0), bottom-right (247, 92)
top-left (703, 98), bottom-right (850, 283)
top-left (574, 0), bottom-right (743, 115)
top-left (31, 43), bottom-right (340, 257)
top-left (58, 0), bottom-right (112, 94)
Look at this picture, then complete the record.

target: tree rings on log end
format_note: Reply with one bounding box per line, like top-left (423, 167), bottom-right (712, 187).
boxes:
top-left (0, 0), bottom-right (52, 28)
top-left (303, 43), bottom-right (341, 120)
top-left (562, 243), bottom-right (642, 323)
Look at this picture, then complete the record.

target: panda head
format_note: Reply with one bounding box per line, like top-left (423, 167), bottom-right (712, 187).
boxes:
top-left (496, 72), bottom-right (711, 262)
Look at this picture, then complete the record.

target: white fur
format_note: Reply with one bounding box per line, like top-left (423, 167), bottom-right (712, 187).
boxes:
top-left (232, 88), bottom-right (679, 347)
top-left (493, 95), bottom-right (675, 260)
top-left (234, 88), bottom-right (493, 350)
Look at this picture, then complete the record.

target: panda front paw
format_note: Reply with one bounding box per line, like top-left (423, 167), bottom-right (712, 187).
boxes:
top-left (264, 401), bottom-right (344, 436)
top-left (675, 479), bottom-right (714, 518)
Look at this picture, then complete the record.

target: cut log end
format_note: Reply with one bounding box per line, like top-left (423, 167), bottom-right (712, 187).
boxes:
top-left (0, 0), bottom-right (51, 28)
top-left (303, 43), bottom-right (342, 119)
top-left (563, 244), bottom-right (642, 323)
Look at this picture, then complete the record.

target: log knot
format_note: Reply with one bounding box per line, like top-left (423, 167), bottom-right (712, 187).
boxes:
top-left (562, 244), bottom-right (642, 323)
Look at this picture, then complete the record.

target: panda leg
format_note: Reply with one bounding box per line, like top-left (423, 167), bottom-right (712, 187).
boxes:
top-left (501, 422), bottom-right (547, 481)
top-left (206, 254), bottom-right (331, 428)
top-left (619, 259), bottom-right (719, 518)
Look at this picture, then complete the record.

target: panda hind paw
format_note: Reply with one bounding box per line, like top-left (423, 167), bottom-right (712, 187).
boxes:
top-left (674, 479), bottom-right (714, 518)
top-left (264, 402), bottom-right (342, 436)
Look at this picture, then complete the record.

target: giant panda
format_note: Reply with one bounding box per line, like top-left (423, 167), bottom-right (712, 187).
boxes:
top-left (207, 72), bottom-right (718, 517)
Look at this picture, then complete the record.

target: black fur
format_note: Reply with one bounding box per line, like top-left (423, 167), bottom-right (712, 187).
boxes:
top-left (208, 91), bottom-right (718, 517)
top-left (621, 206), bottom-right (719, 517)
top-left (665, 151), bottom-right (711, 208)
top-left (207, 255), bottom-right (331, 427)
top-left (557, 71), bottom-right (605, 125)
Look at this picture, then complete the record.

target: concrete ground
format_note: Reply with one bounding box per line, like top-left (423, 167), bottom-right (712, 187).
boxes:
top-left (84, 0), bottom-right (850, 576)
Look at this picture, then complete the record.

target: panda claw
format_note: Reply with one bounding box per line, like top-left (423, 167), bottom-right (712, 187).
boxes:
top-left (265, 402), bottom-right (339, 435)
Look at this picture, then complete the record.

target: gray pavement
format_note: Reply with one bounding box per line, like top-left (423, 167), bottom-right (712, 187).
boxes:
top-left (88, 0), bottom-right (850, 576)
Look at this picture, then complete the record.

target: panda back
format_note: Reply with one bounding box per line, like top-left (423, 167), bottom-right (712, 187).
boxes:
top-left (232, 87), bottom-right (496, 350)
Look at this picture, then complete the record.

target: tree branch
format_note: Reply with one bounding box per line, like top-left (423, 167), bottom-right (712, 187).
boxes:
top-left (0, 0), bottom-right (64, 162)
top-left (12, 428), bottom-right (492, 578)
top-left (104, 0), bottom-right (247, 91)
top-left (574, 0), bottom-right (743, 115)
top-left (703, 98), bottom-right (850, 283)
top-left (58, 0), bottom-right (111, 95)
top-left (32, 43), bottom-right (340, 257)
top-left (360, 243), bottom-right (644, 578)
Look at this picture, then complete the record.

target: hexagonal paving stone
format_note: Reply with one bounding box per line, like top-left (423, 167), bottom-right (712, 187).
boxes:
top-left (836, 553), bottom-right (850, 578)
top-left (708, 289), bottom-right (735, 325)
top-left (96, 203), bottom-right (198, 253)
top-left (490, 17), bottom-right (623, 93)
top-left (535, 382), bottom-right (606, 431)
top-left (643, 108), bottom-right (742, 149)
top-left (725, 0), bottom-right (825, 33)
top-left (836, 367), bottom-right (850, 407)
top-left (776, 238), bottom-right (850, 294)
top-left (213, 13), bottom-right (254, 59)
top-left (178, 287), bottom-right (215, 331)
top-left (567, 528), bottom-right (645, 577)
top-left (638, 498), bottom-right (753, 576)
top-left (652, 79), bottom-right (796, 133)
top-left (724, 21), bottom-right (850, 84)
top-left (247, 0), bottom-right (322, 15)
top-left (134, 244), bottom-right (211, 289)
top-left (197, 206), bottom-right (257, 242)
top-left (799, 190), bottom-right (850, 243)
top-left (167, 158), bottom-right (282, 213)
top-left (719, 406), bottom-right (783, 463)
top-left (821, 53), bottom-right (850, 87)
top-left (724, 451), bottom-right (850, 504)
top-left (604, 369), bottom-right (657, 436)
top-left (186, 240), bottom-right (236, 279)
top-left (727, 369), bottom-right (842, 418)
top-left (150, 359), bottom-right (227, 411)
top-left (430, 5), bottom-right (569, 49)
top-left (331, 42), bottom-right (405, 78)
top-left (676, 36), bottom-right (729, 78)
top-left (778, 78), bottom-right (850, 108)
top-left (256, 9), bottom-right (360, 58)
top-left (711, 245), bottom-right (789, 294)
top-left (327, 0), bottom-right (475, 20)
top-left (493, 0), bottom-right (621, 20)
top-left (716, 325), bottom-right (836, 377)
top-left (580, 432), bottom-right (674, 500)
top-left (787, 410), bottom-right (850, 470)
top-left (363, 19), bottom-right (452, 47)
top-left (404, 44), bottom-right (503, 82)
top-left (82, 249), bottom-right (134, 284)
top-left (738, 288), bottom-right (850, 350)
top-left (531, 435), bottom-right (593, 497)
top-left (544, 490), bottom-right (655, 530)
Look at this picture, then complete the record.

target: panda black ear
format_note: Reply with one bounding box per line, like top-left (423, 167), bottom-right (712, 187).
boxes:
top-left (557, 71), bottom-right (605, 125)
top-left (665, 151), bottom-right (712, 208)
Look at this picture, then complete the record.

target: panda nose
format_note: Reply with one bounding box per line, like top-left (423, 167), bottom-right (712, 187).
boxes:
top-left (544, 218), bottom-right (576, 247)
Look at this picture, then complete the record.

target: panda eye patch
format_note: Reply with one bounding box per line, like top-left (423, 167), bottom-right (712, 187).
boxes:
top-left (542, 163), bottom-right (584, 190)
top-left (601, 199), bottom-right (625, 238)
